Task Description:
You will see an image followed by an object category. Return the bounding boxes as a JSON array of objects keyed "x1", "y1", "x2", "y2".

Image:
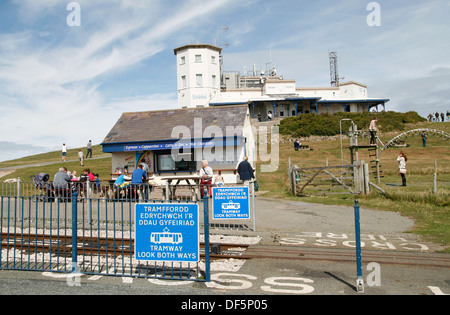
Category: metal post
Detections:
[
  {"x1": 72, "y1": 189, "x2": 78, "y2": 272},
  {"x1": 203, "y1": 188, "x2": 210, "y2": 282},
  {"x1": 252, "y1": 181, "x2": 256, "y2": 232},
  {"x1": 354, "y1": 199, "x2": 364, "y2": 293}
]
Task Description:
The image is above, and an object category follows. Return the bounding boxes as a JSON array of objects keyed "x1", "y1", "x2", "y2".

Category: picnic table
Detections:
[{"x1": 161, "y1": 176, "x2": 201, "y2": 201}]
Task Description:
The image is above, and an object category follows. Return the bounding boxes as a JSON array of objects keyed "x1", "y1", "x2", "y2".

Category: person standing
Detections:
[
  {"x1": 369, "y1": 118, "x2": 378, "y2": 145},
  {"x1": 422, "y1": 131, "x2": 427, "y2": 147},
  {"x1": 237, "y1": 156, "x2": 255, "y2": 186},
  {"x1": 78, "y1": 149, "x2": 84, "y2": 166},
  {"x1": 397, "y1": 151, "x2": 407, "y2": 186},
  {"x1": 199, "y1": 160, "x2": 213, "y2": 197},
  {"x1": 86, "y1": 140, "x2": 93, "y2": 158},
  {"x1": 132, "y1": 164, "x2": 148, "y2": 201},
  {"x1": 61, "y1": 143, "x2": 67, "y2": 162}
]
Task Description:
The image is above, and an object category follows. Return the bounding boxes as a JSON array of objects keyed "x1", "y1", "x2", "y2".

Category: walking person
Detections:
[
  {"x1": 86, "y1": 140, "x2": 93, "y2": 158},
  {"x1": 397, "y1": 151, "x2": 407, "y2": 186},
  {"x1": 78, "y1": 149, "x2": 84, "y2": 166},
  {"x1": 61, "y1": 143, "x2": 67, "y2": 162},
  {"x1": 237, "y1": 156, "x2": 255, "y2": 186}
]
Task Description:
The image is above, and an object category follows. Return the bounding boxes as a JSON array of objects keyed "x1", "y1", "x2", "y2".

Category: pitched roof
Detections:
[{"x1": 102, "y1": 105, "x2": 248, "y2": 144}]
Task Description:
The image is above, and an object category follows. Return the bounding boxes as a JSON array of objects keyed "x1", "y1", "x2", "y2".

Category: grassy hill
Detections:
[{"x1": 0, "y1": 145, "x2": 112, "y2": 180}]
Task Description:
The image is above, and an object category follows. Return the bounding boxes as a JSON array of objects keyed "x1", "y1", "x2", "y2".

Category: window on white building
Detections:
[
  {"x1": 195, "y1": 54, "x2": 202, "y2": 62},
  {"x1": 212, "y1": 75, "x2": 216, "y2": 87},
  {"x1": 196, "y1": 74, "x2": 203, "y2": 87},
  {"x1": 211, "y1": 56, "x2": 216, "y2": 64},
  {"x1": 180, "y1": 56, "x2": 186, "y2": 65},
  {"x1": 181, "y1": 76, "x2": 186, "y2": 89}
]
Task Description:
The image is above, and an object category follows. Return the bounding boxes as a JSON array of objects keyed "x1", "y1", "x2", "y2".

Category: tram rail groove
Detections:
[
  {"x1": 1, "y1": 232, "x2": 251, "y2": 261},
  {"x1": 2, "y1": 232, "x2": 449, "y2": 267},
  {"x1": 240, "y1": 244, "x2": 450, "y2": 269}
]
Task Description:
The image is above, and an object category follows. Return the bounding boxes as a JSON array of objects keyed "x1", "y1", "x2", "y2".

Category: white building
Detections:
[
  {"x1": 174, "y1": 44, "x2": 222, "y2": 109},
  {"x1": 174, "y1": 44, "x2": 389, "y2": 119}
]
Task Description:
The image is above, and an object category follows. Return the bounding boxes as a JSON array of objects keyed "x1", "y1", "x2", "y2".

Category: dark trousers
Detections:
[
  {"x1": 370, "y1": 130, "x2": 377, "y2": 145},
  {"x1": 400, "y1": 173, "x2": 406, "y2": 186}
]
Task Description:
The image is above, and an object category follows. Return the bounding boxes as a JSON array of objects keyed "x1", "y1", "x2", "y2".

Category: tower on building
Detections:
[
  {"x1": 329, "y1": 51, "x2": 339, "y2": 87},
  {"x1": 174, "y1": 44, "x2": 222, "y2": 108}
]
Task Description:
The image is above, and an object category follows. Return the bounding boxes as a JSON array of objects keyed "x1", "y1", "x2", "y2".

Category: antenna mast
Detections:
[{"x1": 329, "y1": 51, "x2": 339, "y2": 87}]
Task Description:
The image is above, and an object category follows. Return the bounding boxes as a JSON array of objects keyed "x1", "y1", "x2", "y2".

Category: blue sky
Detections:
[{"x1": 0, "y1": 0, "x2": 449, "y2": 162}]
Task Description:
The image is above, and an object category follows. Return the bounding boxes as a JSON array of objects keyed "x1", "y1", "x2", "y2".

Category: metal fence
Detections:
[
  {"x1": 1, "y1": 178, "x2": 256, "y2": 280},
  {"x1": 0, "y1": 185, "x2": 208, "y2": 281},
  {"x1": 1, "y1": 178, "x2": 256, "y2": 230}
]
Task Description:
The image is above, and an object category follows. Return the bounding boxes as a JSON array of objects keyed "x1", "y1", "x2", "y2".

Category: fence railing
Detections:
[
  {"x1": 1, "y1": 178, "x2": 256, "y2": 280},
  {"x1": 0, "y1": 191, "x2": 208, "y2": 281}
]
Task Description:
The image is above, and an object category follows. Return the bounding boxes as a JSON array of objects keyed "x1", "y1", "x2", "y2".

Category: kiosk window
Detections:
[{"x1": 155, "y1": 150, "x2": 196, "y2": 172}]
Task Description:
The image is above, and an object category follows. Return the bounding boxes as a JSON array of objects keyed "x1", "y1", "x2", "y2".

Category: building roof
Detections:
[
  {"x1": 102, "y1": 105, "x2": 248, "y2": 145},
  {"x1": 174, "y1": 44, "x2": 222, "y2": 55}
]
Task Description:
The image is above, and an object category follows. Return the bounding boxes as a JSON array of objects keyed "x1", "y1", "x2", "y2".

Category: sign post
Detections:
[
  {"x1": 354, "y1": 199, "x2": 364, "y2": 293},
  {"x1": 135, "y1": 203, "x2": 199, "y2": 263}
]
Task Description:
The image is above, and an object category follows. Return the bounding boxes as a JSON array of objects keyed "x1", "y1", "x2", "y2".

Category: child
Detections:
[
  {"x1": 214, "y1": 175, "x2": 224, "y2": 187},
  {"x1": 78, "y1": 149, "x2": 84, "y2": 166}
]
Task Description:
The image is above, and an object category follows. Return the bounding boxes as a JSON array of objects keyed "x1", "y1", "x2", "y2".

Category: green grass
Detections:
[
  {"x1": 0, "y1": 145, "x2": 112, "y2": 181},
  {"x1": 257, "y1": 120, "x2": 450, "y2": 252}
]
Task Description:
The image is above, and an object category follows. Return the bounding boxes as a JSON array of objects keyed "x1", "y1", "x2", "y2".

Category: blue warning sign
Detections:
[
  {"x1": 212, "y1": 187, "x2": 250, "y2": 220},
  {"x1": 134, "y1": 203, "x2": 199, "y2": 262}
]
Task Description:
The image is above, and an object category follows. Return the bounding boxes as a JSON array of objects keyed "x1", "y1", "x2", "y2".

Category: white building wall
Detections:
[
  {"x1": 296, "y1": 87, "x2": 340, "y2": 100},
  {"x1": 339, "y1": 82, "x2": 367, "y2": 99},
  {"x1": 175, "y1": 45, "x2": 221, "y2": 108}
]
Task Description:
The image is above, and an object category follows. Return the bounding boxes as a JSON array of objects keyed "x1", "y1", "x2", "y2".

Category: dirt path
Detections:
[{"x1": 0, "y1": 170, "x2": 15, "y2": 179}]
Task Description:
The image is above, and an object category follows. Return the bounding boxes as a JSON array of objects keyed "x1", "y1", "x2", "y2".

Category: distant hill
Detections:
[{"x1": 279, "y1": 111, "x2": 426, "y2": 138}]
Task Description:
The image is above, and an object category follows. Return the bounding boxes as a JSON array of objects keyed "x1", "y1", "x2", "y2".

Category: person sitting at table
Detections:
[
  {"x1": 79, "y1": 168, "x2": 95, "y2": 181},
  {"x1": 132, "y1": 164, "x2": 148, "y2": 201},
  {"x1": 70, "y1": 170, "x2": 78, "y2": 181},
  {"x1": 200, "y1": 160, "x2": 213, "y2": 197},
  {"x1": 113, "y1": 170, "x2": 131, "y2": 199},
  {"x1": 114, "y1": 170, "x2": 131, "y2": 186},
  {"x1": 53, "y1": 167, "x2": 71, "y2": 202},
  {"x1": 214, "y1": 175, "x2": 224, "y2": 187},
  {"x1": 294, "y1": 139, "x2": 301, "y2": 151}
]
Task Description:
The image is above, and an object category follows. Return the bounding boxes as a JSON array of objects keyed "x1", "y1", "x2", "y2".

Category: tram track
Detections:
[
  {"x1": 0, "y1": 232, "x2": 250, "y2": 261},
  {"x1": 240, "y1": 244, "x2": 450, "y2": 269},
  {"x1": 2, "y1": 232, "x2": 449, "y2": 268}
]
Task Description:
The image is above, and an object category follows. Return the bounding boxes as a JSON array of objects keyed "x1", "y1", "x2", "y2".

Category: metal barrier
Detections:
[
  {"x1": 0, "y1": 186, "x2": 211, "y2": 282},
  {"x1": 1, "y1": 179, "x2": 257, "y2": 230}
]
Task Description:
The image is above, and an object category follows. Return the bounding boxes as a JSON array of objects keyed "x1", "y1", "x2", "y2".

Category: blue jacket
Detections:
[{"x1": 237, "y1": 160, "x2": 254, "y2": 181}]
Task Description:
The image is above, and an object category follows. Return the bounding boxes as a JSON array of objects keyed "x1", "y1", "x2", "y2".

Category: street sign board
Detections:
[
  {"x1": 212, "y1": 186, "x2": 250, "y2": 220},
  {"x1": 135, "y1": 203, "x2": 199, "y2": 262}
]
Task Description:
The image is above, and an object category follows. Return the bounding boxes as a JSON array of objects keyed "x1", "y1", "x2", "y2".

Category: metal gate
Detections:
[{"x1": 0, "y1": 189, "x2": 210, "y2": 282}]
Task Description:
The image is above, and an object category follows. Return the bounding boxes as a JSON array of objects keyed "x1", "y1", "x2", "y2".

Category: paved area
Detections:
[{"x1": 1, "y1": 196, "x2": 449, "y2": 299}]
